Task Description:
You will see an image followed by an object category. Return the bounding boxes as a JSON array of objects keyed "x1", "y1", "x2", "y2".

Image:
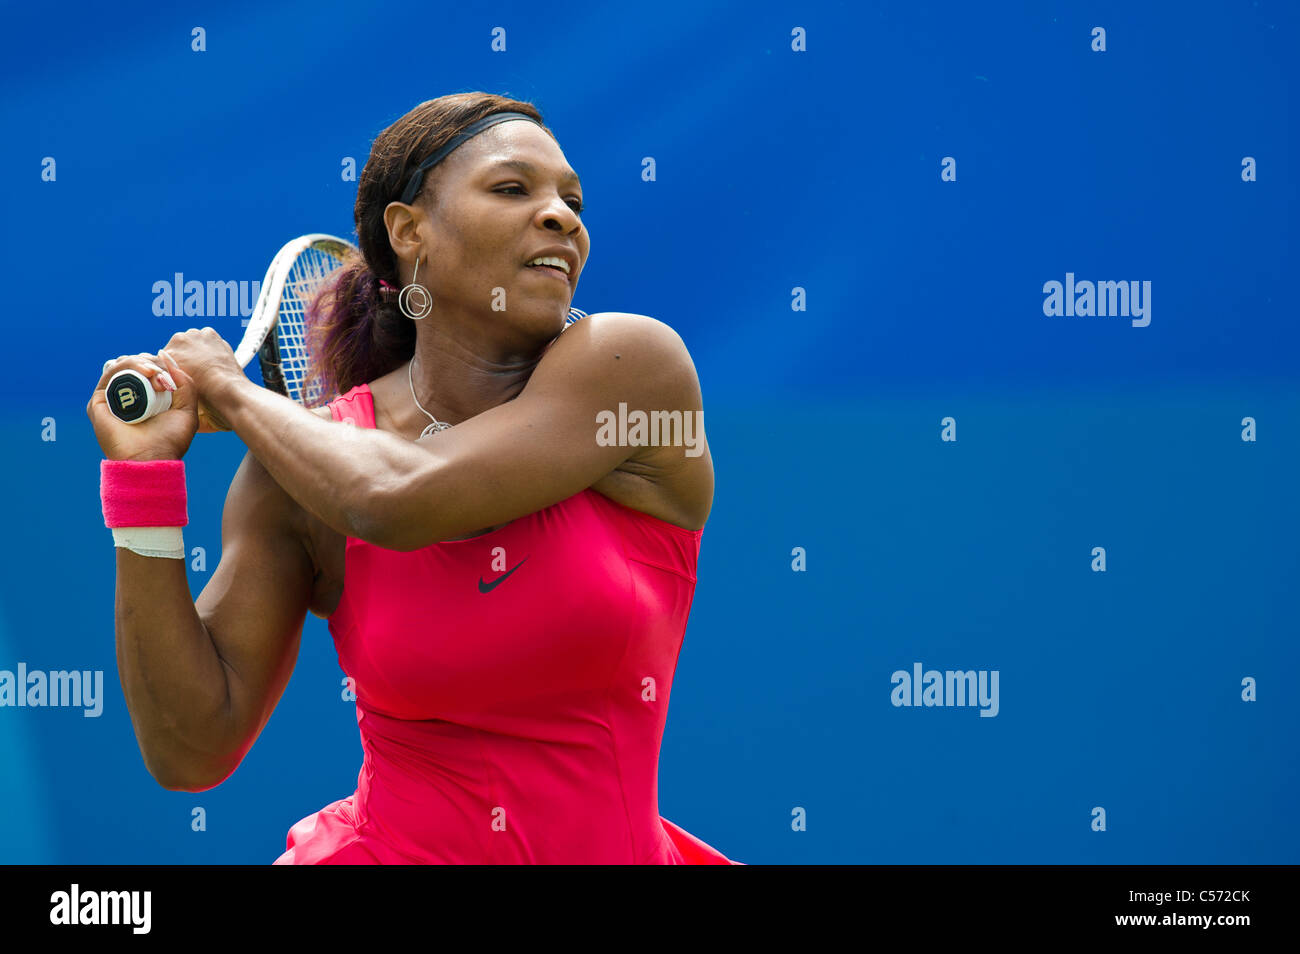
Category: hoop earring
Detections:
[{"x1": 398, "y1": 256, "x2": 433, "y2": 320}]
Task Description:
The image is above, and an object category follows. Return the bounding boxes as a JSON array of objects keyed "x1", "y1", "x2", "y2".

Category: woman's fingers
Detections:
[{"x1": 97, "y1": 353, "x2": 177, "y2": 392}]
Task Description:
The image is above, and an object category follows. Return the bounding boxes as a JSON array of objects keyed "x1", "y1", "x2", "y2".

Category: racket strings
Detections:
[{"x1": 276, "y1": 246, "x2": 344, "y2": 406}]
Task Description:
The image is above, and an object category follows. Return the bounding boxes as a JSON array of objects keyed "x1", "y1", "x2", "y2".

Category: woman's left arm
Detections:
[{"x1": 183, "y1": 313, "x2": 703, "y2": 550}]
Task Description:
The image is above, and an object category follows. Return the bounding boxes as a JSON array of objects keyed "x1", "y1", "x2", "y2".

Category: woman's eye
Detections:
[{"x1": 498, "y1": 185, "x2": 583, "y2": 214}]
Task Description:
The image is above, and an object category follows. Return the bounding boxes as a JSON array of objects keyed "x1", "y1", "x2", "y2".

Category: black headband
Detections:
[{"x1": 398, "y1": 111, "x2": 543, "y2": 205}]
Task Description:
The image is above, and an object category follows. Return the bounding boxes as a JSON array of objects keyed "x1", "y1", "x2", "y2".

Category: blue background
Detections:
[{"x1": 0, "y1": 0, "x2": 1295, "y2": 863}]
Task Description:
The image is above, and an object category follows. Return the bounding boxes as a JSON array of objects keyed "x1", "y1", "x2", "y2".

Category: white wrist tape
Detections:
[{"x1": 112, "y1": 526, "x2": 185, "y2": 560}]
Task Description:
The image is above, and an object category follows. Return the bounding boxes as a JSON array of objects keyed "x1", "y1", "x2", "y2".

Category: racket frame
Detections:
[{"x1": 238, "y1": 233, "x2": 356, "y2": 405}]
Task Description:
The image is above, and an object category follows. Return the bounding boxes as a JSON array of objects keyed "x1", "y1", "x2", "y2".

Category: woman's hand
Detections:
[
  {"x1": 88, "y1": 353, "x2": 198, "y2": 461},
  {"x1": 157, "y1": 328, "x2": 247, "y2": 433},
  {"x1": 87, "y1": 327, "x2": 248, "y2": 460}
]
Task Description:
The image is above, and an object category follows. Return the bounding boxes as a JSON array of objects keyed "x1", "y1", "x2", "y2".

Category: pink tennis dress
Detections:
[{"x1": 273, "y1": 383, "x2": 738, "y2": 864}]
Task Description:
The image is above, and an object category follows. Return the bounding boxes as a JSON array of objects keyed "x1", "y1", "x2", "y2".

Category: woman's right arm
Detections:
[
  {"x1": 116, "y1": 448, "x2": 315, "y2": 791},
  {"x1": 90, "y1": 352, "x2": 319, "y2": 792}
]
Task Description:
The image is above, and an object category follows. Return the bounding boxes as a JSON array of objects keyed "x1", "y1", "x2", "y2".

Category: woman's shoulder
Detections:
[
  {"x1": 551, "y1": 311, "x2": 692, "y2": 351},
  {"x1": 538, "y1": 312, "x2": 703, "y2": 398},
  {"x1": 550, "y1": 313, "x2": 712, "y2": 530}
]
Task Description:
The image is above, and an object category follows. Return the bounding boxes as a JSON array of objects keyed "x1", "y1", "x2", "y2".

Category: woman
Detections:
[{"x1": 88, "y1": 92, "x2": 738, "y2": 864}]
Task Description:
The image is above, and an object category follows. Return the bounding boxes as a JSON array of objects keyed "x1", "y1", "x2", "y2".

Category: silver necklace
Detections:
[{"x1": 408, "y1": 356, "x2": 452, "y2": 438}]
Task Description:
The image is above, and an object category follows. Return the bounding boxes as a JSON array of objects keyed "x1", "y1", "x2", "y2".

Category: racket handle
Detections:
[{"x1": 106, "y1": 368, "x2": 172, "y2": 424}]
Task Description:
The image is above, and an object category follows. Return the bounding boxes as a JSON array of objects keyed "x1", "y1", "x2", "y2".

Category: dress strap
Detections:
[{"x1": 327, "y1": 383, "x2": 376, "y2": 429}]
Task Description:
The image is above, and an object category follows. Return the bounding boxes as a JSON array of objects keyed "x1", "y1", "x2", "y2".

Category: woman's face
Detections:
[{"x1": 402, "y1": 119, "x2": 590, "y2": 340}]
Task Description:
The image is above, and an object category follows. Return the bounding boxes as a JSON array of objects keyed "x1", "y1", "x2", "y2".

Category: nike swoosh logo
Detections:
[{"x1": 478, "y1": 557, "x2": 529, "y2": 593}]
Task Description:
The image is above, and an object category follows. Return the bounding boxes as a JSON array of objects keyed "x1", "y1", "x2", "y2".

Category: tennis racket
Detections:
[{"x1": 106, "y1": 233, "x2": 356, "y2": 425}]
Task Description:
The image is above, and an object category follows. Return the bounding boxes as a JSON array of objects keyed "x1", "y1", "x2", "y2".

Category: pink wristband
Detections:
[{"x1": 100, "y1": 459, "x2": 189, "y2": 528}]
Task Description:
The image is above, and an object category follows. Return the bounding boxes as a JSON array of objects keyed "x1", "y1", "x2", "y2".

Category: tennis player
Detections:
[{"x1": 88, "y1": 92, "x2": 739, "y2": 864}]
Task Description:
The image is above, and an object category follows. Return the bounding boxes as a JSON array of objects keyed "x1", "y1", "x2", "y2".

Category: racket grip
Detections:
[{"x1": 106, "y1": 368, "x2": 172, "y2": 424}]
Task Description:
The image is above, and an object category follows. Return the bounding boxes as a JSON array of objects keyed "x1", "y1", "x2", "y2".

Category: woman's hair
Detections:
[{"x1": 303, "y1": 92, "x2": 552, "y2": 403}]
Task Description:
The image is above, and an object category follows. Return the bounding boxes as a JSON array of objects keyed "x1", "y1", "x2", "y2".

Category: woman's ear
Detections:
[{"x1": 383, "y1": 201, "x2": 424, "y2": 265}]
